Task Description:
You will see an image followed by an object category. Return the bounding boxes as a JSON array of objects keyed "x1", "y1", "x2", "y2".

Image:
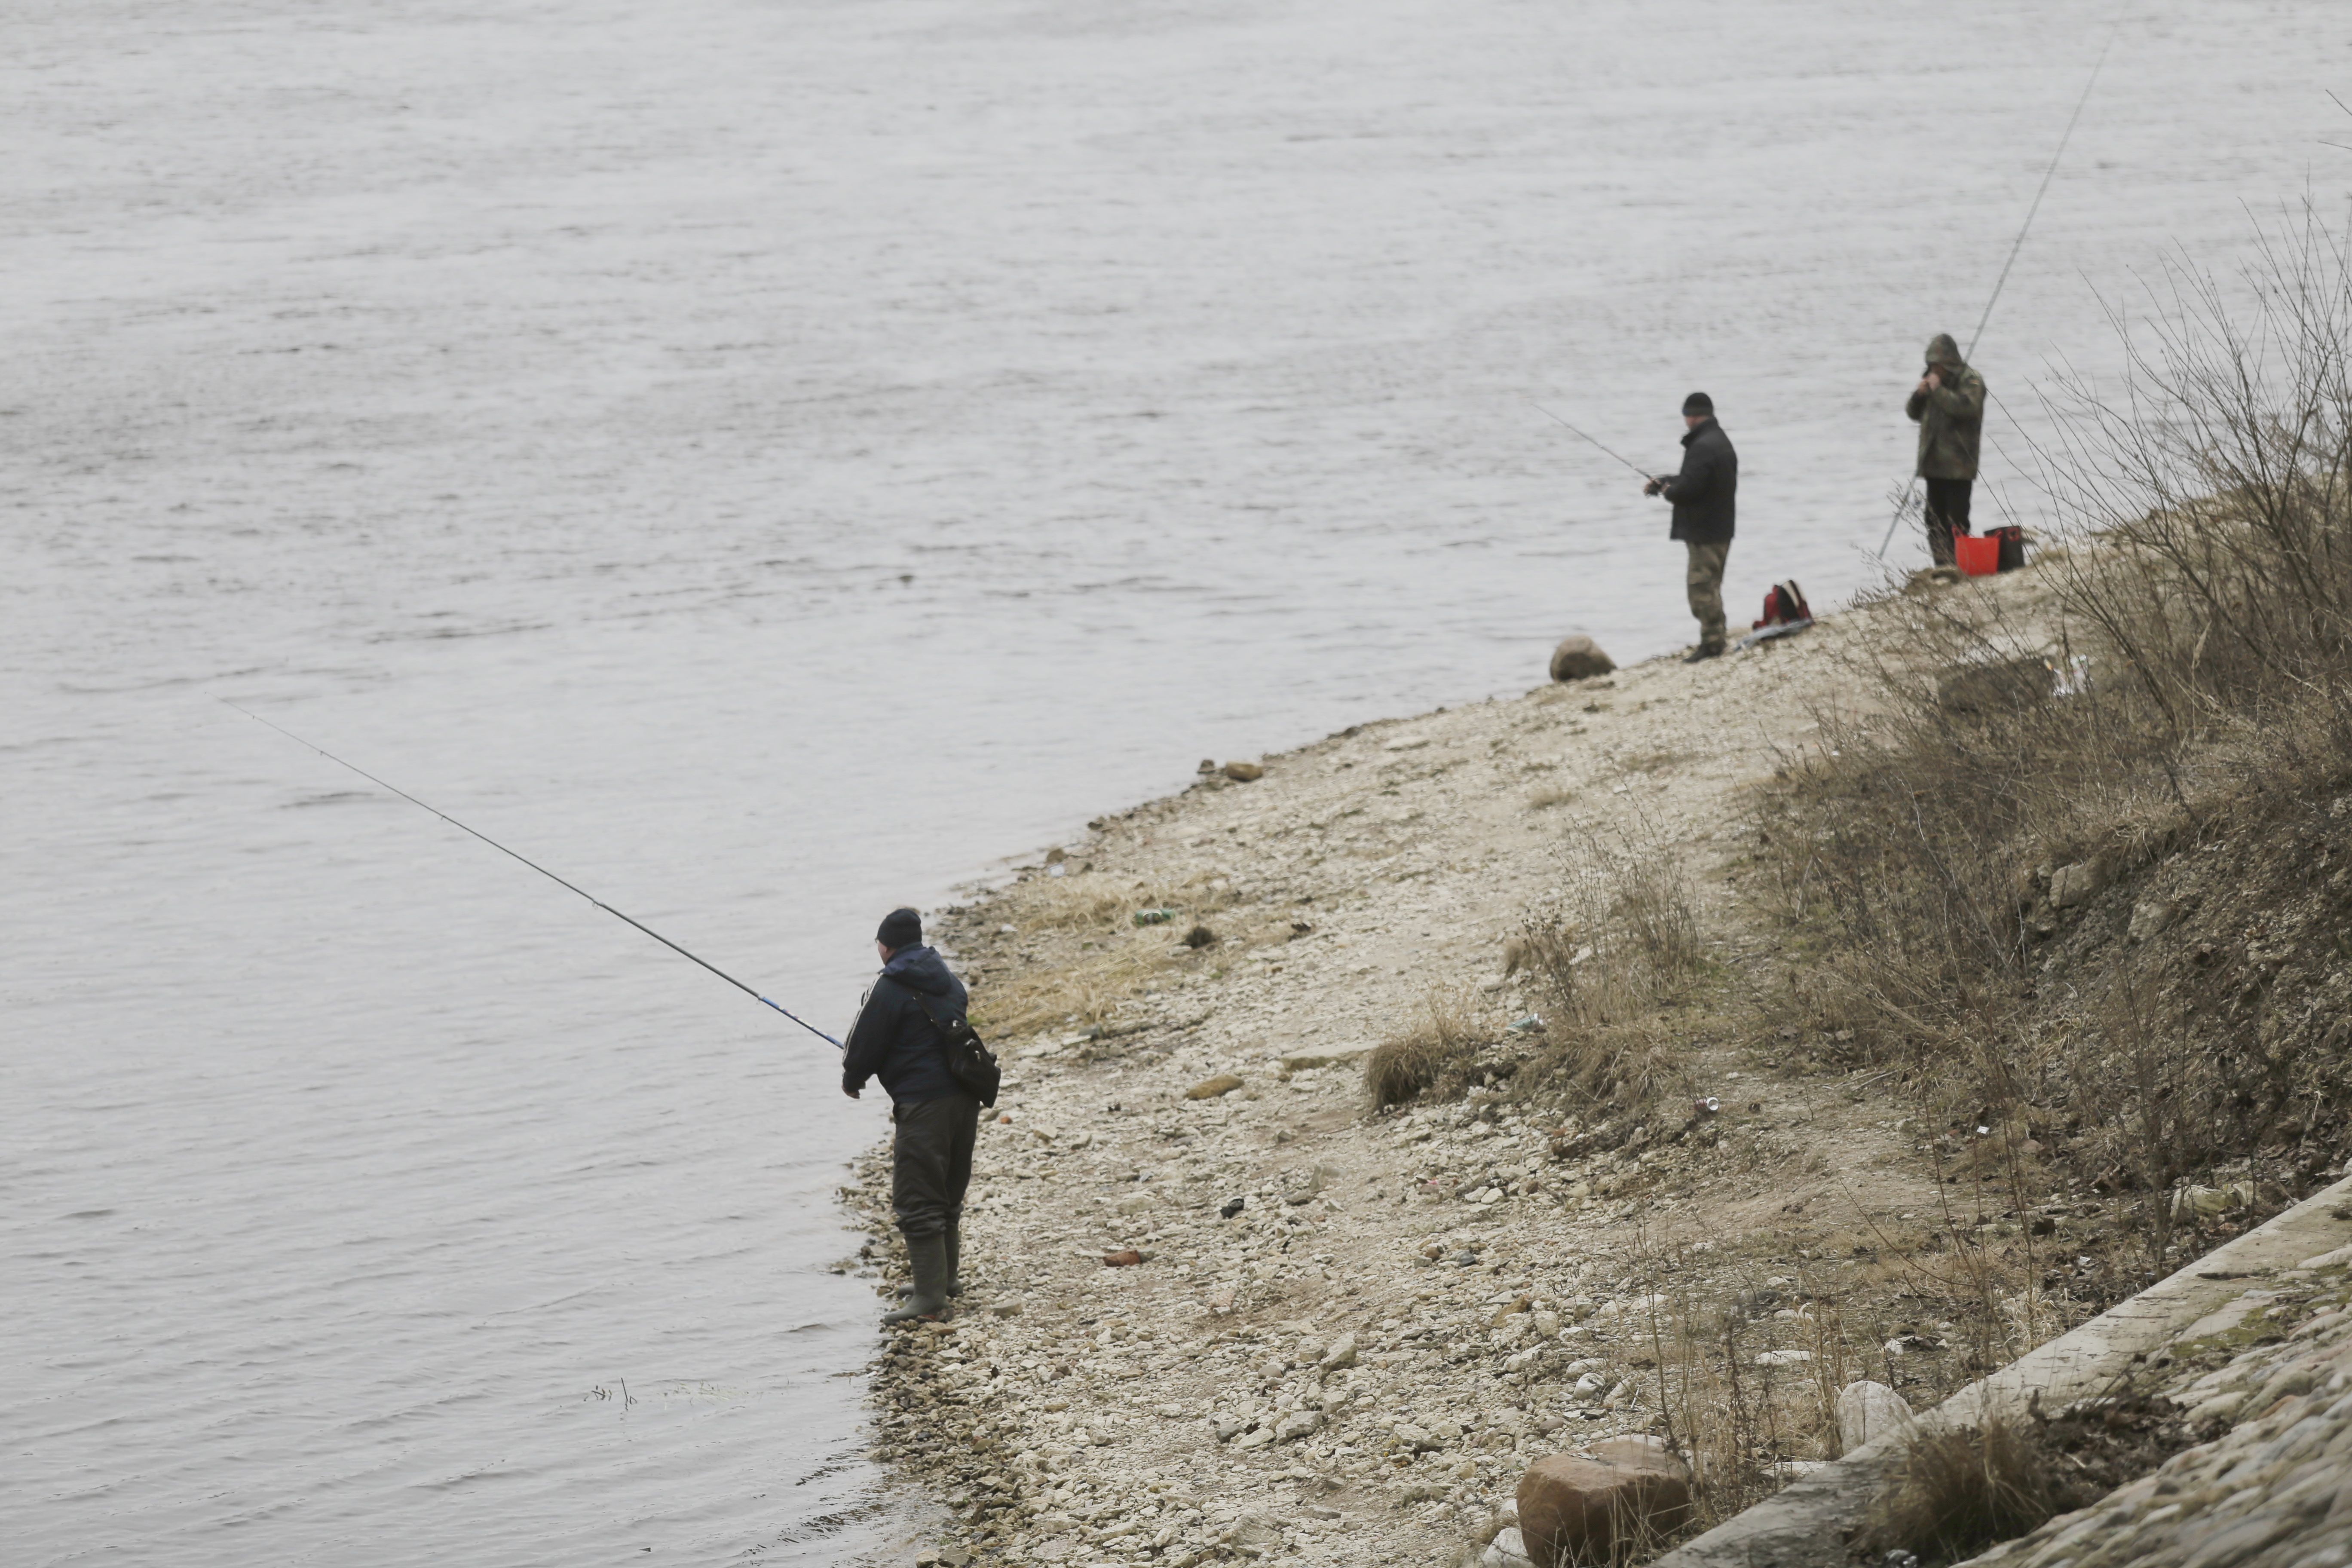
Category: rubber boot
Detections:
[
  {"x1": 896, "y1": 1223, "x2": 965, "y2": 1301},
  {"x1": 881, "y1": 1234, "x2": 951, "y2": 1326}
]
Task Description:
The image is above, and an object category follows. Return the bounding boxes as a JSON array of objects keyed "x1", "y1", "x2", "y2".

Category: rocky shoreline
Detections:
[{"x1": 831, "y1": 557, "x2": 2305, "y2": 1568}]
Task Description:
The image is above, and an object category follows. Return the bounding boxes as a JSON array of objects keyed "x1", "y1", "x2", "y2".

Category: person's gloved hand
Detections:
[{"x1": 1642, "y1": 476, "x2": 1664, "y2": 497}]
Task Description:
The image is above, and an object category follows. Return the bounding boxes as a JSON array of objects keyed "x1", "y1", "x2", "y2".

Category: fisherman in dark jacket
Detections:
[
  {"x1": 841, "y1": 907, "x2": 976, "y2": 1324},
  {"x1": 1642, "y1": 392, "x2": 1738, "y2": 662}
]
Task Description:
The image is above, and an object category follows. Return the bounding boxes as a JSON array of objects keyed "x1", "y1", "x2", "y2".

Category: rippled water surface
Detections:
[{"x1": 6, "y1": 1, "x2": 2347, "y2": 1562}]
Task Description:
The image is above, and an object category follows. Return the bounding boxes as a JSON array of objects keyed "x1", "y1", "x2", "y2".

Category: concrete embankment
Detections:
[{"x1": 1656, "y1": 1175, "x2": 2352, "y2": 1568}]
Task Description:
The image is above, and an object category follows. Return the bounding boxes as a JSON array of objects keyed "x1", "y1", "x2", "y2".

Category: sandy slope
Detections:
[{"x1": 840, "y1": 563, "x2": 2098, "y2": 1567}]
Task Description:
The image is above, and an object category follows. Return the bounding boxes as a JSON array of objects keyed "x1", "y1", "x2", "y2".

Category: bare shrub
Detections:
[
  {"x1": 1755, "y1": 199, "x2": 2352, "y2": 1219},
  {"x1": 1629, "y1": 1231, "x2": 1836, "y2": 1538},
  {"x1": 1506, "y1": 821, "x2": 1704, "y2": 1115}
]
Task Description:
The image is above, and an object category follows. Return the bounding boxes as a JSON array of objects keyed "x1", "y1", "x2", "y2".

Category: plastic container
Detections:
[{"x1": 1952, "y1": 533, "x2": 2001, "y2": 577}]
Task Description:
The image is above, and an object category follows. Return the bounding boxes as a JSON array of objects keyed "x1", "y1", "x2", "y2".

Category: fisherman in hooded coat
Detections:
[
  {"x1": 1905, "y1": 333, "x2": 1988, "y2": 567},
  {"x1": 841, "y1": 907, "x2": 977, "y2": 1324}
]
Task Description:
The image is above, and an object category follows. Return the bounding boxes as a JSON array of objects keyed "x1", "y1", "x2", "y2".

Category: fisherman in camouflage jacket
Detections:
[{"x1": 1905, "y1": 332, "x2": 1988, "y2": 567}]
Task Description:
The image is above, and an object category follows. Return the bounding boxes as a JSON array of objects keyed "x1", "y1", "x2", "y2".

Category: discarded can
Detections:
[{"x1": 1133, "y1": 908, "x2": 1178, "y2": 926}]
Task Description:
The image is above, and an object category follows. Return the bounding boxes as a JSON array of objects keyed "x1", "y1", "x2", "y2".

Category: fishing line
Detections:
[
  {"x1": 1532, "y1": 402, "x2": 1660, "y2": 482},
  {"x1": 1876, "y1": 5, "x2": 2132, "y2": 558},
  {"x1": 216, "y1": 696, "x2": 843, "y2": 1049}
]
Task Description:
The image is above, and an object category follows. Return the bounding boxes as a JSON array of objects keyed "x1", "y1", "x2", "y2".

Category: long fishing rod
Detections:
[
  {"x1": 1875, "y1": 6, "x2": 2130, "y2": 558},
  {"x1": 1533, "y1": 402, "x2": 1660, "y2": 483},
  {"x1": 216, "y1": 697, "x2": 843, "y2": 1049}
]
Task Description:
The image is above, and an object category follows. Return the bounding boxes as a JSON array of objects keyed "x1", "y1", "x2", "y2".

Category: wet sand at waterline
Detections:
[{"x1": 6, "y1": 2, "x2": 2347, "y2": 1563}]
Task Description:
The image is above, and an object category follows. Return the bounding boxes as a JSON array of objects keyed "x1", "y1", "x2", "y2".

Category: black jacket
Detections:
[
  {"x1": 841, "y1": 946, "x2": 969, "y2": 1106},
  {"x1": 1661, "y1": 418, "x2": 1737, "y2": 544}
]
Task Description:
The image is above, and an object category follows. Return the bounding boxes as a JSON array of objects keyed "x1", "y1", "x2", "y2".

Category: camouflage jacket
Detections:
[{"x1": 1905, "y1": 362, "x2": 1986, "y2": 480}]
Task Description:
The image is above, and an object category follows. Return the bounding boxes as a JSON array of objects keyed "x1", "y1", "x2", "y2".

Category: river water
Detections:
[{"x1": 6, "y1": 2, "x2": 2346, "y2": 1562}]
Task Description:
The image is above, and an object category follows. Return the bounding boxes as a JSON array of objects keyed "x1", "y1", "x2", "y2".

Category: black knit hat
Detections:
[
  {"x1": 876, "y1": 907, "x2": 922, "y2": 950},
  {"x1": 1682, "y1": 392, "x2": 1713, "y2": 416}
]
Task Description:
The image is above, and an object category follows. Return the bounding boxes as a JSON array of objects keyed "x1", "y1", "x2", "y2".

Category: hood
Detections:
[
  {"x1": 880, "y1": 944, "x2": 957, "y2": 997},
  {"x1": 1925, "y1": 333, "x2": 1964, "y2": 368}
]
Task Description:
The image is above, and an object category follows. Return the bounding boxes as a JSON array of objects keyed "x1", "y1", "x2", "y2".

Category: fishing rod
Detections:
[
  {"x1": 216, "y1": 697, "x2": 843, "y2": 1049},
  {"x1": 1875, "y1": 5, "x2": 2131, "y2": 558},
  {"x1": 1533, "y1": 403, "x2": 1660, "y2": 483}
]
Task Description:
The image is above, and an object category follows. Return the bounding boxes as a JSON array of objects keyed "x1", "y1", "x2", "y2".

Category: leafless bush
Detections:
[{"x1": 1756, "y1": 200, "x2": 2352, "y2": 1204}]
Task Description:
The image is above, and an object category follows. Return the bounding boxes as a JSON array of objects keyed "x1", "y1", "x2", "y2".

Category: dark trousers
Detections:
[
  {"x1": 1923, "y1": 477, "x2": 1974, "y2": 567},
  {"x1": 890, "y1": 1094, "x2": 979, "y2": 1240}
]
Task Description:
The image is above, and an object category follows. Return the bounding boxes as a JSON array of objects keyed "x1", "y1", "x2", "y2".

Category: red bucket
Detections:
[{"x1": 1952, "y1": 533, "x2": 2001, "y2": 577}]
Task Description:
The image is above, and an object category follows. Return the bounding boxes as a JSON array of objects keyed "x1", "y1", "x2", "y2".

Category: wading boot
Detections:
[
  {"x1": 881, "y1": 1234, "x2": 951, "y2": 1326},
  {"x1": 894, "y1": 1223, "x2": 965, "y2": 1300}
]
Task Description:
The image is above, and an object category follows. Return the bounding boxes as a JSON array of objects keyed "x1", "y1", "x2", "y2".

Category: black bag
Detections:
[
  {"x1": 906, "y1": 988, "x2": 1001, "y2": 1108},
  {"x1": 1990, "y1": 526, "x2": 2026, "y2": 572}
]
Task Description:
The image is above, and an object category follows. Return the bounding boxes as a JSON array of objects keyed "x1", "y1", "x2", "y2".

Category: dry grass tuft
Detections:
[
  {"x1": 1363, "y1": 989, "x2": 1486, "y2": 1108},
  {"x1": 1860, "y1": 1420, "x2": 2059, "y2": 1563}
]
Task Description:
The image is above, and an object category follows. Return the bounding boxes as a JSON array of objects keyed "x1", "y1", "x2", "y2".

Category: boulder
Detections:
[
  {"x1": 1393, "y1": 1421, "x2": 1442, "y2": 1452},
  {"x1": 1186, "y1": 1074, "x2": 1245, "y2": 1099},
  {"x1": 2049, "y1": 858, "x2": 2111, "y2": 909},
  {"x1": 2128, "y1": 895, "x2": 2180, "y2": 943},
  {"x1": 1318, "y1": 1332, "x2": 1359, "y2": 1371},
  {"x1": 1276, "y1": 1408, "x2": 1326, "y2": 1441},
  {"x1": 1835, "y1": 1379, "x2": 1917, "y2": 1456},
  {"x1": 1549, "y1": 636, "x2": 1616, "y2": 683},
  {"x1": 1223, "y1": 761, "x2": 1265, "y2": 782},
  {"x1": 1516, "y1": 1446, "x2": 1691, "y2": 1566}
]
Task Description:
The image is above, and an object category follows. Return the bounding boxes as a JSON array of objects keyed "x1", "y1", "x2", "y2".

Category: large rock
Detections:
[
  {"x1": 1835, "y1": 1379, "x2": 1917, "y2": 1456},
  {"x1": 1517, "y1": 1444, "x2": 1692, "y2": 1566},
  {"x1": 1185, "y1": 1074, "x2": 1245, "y2": 1100},
  {"x1": 1550, "y1": 636, "x2": 1616, "y2": 683},
  {"x1": 2049, "y1": 858, "x2": 2111, "y2": 909},
  {"x1": 1276, "y1": 1408, "x2": 1325, "y2": 1441}
]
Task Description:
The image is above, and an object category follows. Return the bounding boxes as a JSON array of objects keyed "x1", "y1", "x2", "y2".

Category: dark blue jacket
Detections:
[
  {"x1": 841, "y1": 946, "x2": 969, "y2": 1105},
  {"x1": 1662, "y1": 417, "x2": 1737, "y2": 545}
]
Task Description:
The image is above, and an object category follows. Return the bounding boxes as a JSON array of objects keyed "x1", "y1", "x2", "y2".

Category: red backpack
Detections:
[{"x1": 1754, "y1": 580, "x2": 1811, "y2": 629}]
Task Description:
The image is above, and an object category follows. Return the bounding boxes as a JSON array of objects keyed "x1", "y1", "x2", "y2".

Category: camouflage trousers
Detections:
[{"x1": 1685, "y1": 539, "x2": 1730, "y2": 652}]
